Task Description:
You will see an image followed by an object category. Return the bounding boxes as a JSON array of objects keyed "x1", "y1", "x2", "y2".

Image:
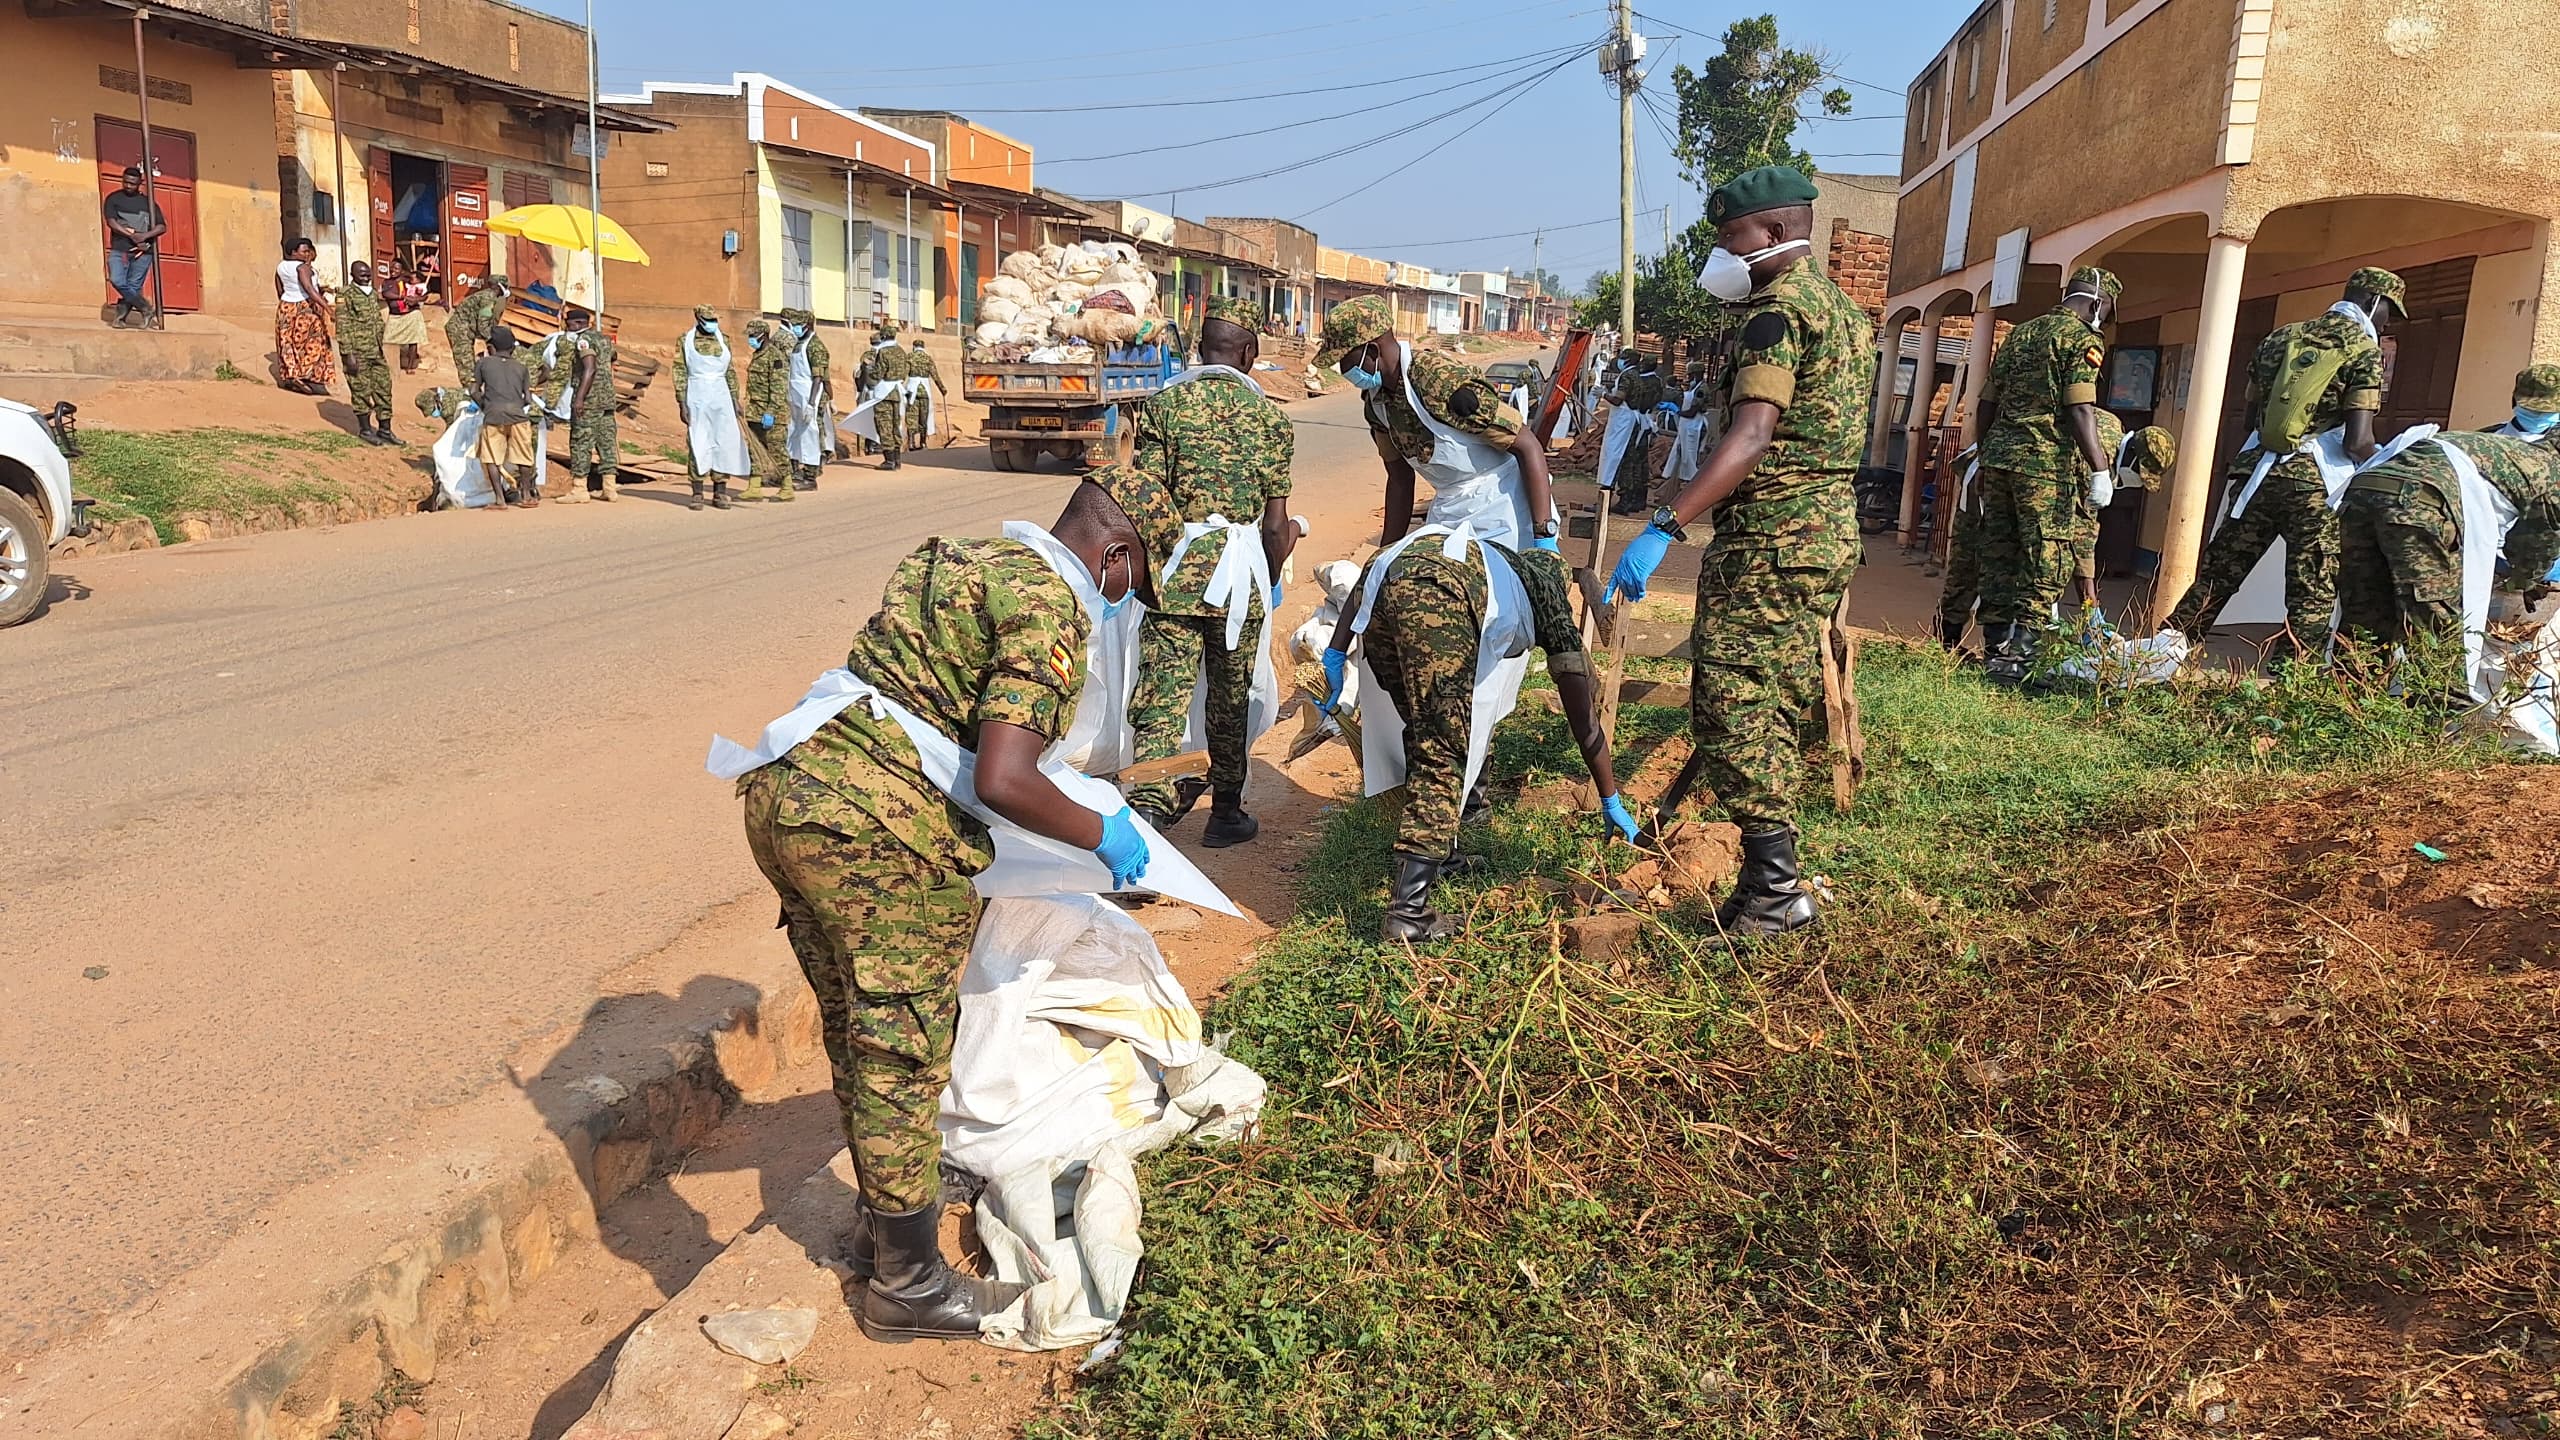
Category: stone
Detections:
[
  {"x1": 721, "y1": 1403, "x2": 793, "y2": 1440},
  {"x1": 1562, "y1": 913, "x2": 1645, "y2": 964},
  {"x1": 700, "y1": 1307, "x2": 820, "y2": 1366},
  {"x1": 589, "y1": 1134, "x2": 653, "y2": 1208},
  {"x1": 1658, "y1": 822, "x2": 1742, "y2": 898},
  {"x1": 376, "y1": 1407, "x2": 428, "y2": 1440}
]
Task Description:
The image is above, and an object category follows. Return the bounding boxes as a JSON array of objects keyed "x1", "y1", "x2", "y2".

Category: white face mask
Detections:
[{"x1": 1697, "y1": 238, "x2": 1811, "y2": 301}]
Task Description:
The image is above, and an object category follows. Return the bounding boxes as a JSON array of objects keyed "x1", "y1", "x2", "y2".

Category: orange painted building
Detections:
[{"x1": 859, "y1": 108, "x2": 1079, "y2": 331}]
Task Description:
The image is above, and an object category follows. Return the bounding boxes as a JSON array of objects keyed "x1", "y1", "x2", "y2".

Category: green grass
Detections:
[
  {"x1": 1050, "y1": 644, "x2": 2556, "y2": 1439},
  {"x1": 72, "y1": 428, "x2": 363, "y2": 544},
  {"x1": 212, "y1": 359, "x2": 258, "y2": 383}
]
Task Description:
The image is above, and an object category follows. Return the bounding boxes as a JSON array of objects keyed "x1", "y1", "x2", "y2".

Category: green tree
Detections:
[{"x1": 1668, "y1": 14, "x2": 1853, "y2": 188}]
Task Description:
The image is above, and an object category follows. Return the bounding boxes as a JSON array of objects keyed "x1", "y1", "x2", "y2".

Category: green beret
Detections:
[
  {"x1": 2348, "y1": 266, "x2": 2407, "y2": 317},
  {"x1": 2512, "y1": 364, "x2": 2560, "y2": 408},
  {"x1": 1082, "y1": 463, "x2": 1183, "y2": 591},
  {"x1": 2120, "y1": 425, "x2": 2177, "y2": 484},
  {"x1": 1319, "y1": 295, "x2": 1396, "y2": 367},
  {"x1": 2067, "y1": 266, "x2": 2123, "y2": 304},
  {"x1": 1707, "y1": 165, "x2": 1819, "y2": 225},
  {"x1": 1203, "y1": 296, "x2": 1260, "y2": 329}
]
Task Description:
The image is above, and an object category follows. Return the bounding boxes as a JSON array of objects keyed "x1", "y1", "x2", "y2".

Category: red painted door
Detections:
[
  {"x1": 500, "y1": 170, "x2": 554, "y2": 291},
  {"x1": 366, "y1": 147, "x2": 396, "y2": 267},
  {"x1": 445, "y1": 163, "x2": 490, "y2": 286},
  {"x1": 96, "y1": 117, "x2": 201, "y2": 313}
]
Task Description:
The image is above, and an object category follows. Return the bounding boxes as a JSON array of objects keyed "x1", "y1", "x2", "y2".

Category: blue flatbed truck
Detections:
[{"x1": 962, "y1": 342, "x2": 1177, "y2": 472}]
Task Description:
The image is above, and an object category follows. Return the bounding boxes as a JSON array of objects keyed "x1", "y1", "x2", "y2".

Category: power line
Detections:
[
  {"x1": 1289, "y1": 49, "x2": 1583, "y2": 223},
  {"x1": 870, "y1": 40, "x2": 1595, "y2": 117},
  {"x1": 1335, "y1": 209, "x2": 1664, "y2": 254},
  {"x1": 1627, "y1": 9, "x2": 1910, "y2": 98}
]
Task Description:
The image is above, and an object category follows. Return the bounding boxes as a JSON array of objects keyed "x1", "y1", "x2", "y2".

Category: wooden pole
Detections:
[{"x1": 131, "y1": 10, "x2": 165, "y2": 329}]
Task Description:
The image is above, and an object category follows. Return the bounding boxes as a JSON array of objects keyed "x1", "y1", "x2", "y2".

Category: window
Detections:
[
  {"x1": 507, "y1": 23, "x2": 519, "y2": 71},
  {"x1": 780, "y1": 205, "x2": 814, "y2": 311},
  {"x1": 1965, "y1": 36, "x2": 1980, "y2": 98},
  {"x1": 406, "y1": 0, "x2": 420, "y2": 44},
  {"x1": 2042, "y1": 0, "x2": 2058, "y2": 29},
  {"x1": 898, "y1": 233, "x2": 923, "y2": 326}
]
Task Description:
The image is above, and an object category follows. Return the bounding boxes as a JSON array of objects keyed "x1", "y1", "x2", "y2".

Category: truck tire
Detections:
[
  {"x1": 990, "y1": 439, "x2": 1019, "y2": 473},
  {"x1": 0, "y1": 486, "x2": 50, "y2": 629}
]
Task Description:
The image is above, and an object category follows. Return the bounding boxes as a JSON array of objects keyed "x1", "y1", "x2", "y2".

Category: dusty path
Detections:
[{"x1": 0, "y1": 348, "x2": 1512, "y2": 1380}]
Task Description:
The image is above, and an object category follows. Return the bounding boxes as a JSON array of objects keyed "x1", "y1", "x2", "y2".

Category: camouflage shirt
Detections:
[
  {"x1": 909, "y1": 346, "x2": 941, "y2": 388},
  {"x1": 1981, "y1": 306, "x2": 2105, "y2": 474},
  {"x1": 1375, "y1": 539, "x2": 1585, "y2": 674},
  {"x1": 336, "y1": 286, "x2": 386, "y2": 358},
  {"x1": 2351, "y1": 431, "x2": 2560, "y2": 585},
  {"x1": 1133, "y1": 370, "x2": 1295, "y2": 617},
  {"x1": 777, "y1": 536, "x2": 1090, "y2": 874},
  {"x1": 675, "y1": 331, "x2": 741, "y2": 414},
  {"x1": 746, "y1": 333, "x2": 792, "y2": 422},
  {"x1": 1620, "y1": 370, "x2": 1666, "y2": 415},
  {"x1": 802, "y1": 333, "x2": 833, "y2": 395},
  {"x1": 529, "y1": 333, "x2": 578, "y2": 413},
  {"x1": 1719, "y1": 256, "x2": 1875, "y2": 547},
  {"x1": 444, "y1": 288, "x2": 504, "y2": 347},
  {"x1": 1365, "y1": 348, "x2": 1522, "y2": 468},
  {"x1": 860, "y1": 341, "x2": 911, "y2": 388},
  {"x1": 2244, "y1": 310, "x2": 2387, "y2": 442},
  {"x1": 568, "y1": 330, "x2": 616, "y2": 416}
]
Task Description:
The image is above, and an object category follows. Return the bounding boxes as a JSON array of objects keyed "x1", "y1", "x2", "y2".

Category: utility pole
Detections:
[
  {"x1": 1613, "y1": 0, "x2": 1637, "y2": 351},
  {"x1": 585, "y1": 0, "x2": 604, "y2": 314},
  {"x1": 1530, "y1": 228, "x2": 1542, "y2": 320}
]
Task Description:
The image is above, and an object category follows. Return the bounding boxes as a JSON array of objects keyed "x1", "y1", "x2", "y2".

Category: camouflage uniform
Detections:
[
  {"x1": 674, "y1": 307, "x2": 748, "y2": 481},
  {"x1": 2336, "y1": 430, "x2": 2560, "y2": 650},
  {"x1": 414, "y1": 385, "x2": 468, "y2": 424},
  {"x1": 1362, "y1": 540, "x2": 1583, "y2": 855},
  {"x1": 907, "y1": 340, "x2": 941, "y2": 450},
  {"x1": 2166, "y1": 280, "x2": 2398, "y2": 649},
  {"x1": 740, "y1": 535, "x2": 1089, "y2": 1212},
  {"x1": 799, "y1": 319, "x2": 834, "y2": 471},
  {"x1": 443, "y1": 278, "x2": 507, "y2": 378},
  {"x1": 1123, "y1": 359, "x2": 1294, "y2": 819},
  {"x1": 565, "y1": 329, "x2": 621, "y2": 498},
  {"x1": 336, "y1": 283, "x2": 393, "y2": 433},
  {"x1": 1935, "y1": 447, "x2": 1988, "y2": 638},
  {"x1": 1362, "y1": 346, "x2": 1524, "y2": 469},
  {"x1": 861, "y1": 323, "x2": 909, "y2": 464},
  {"x1": 743, "y1": 319, "x2": 793, "y2": 499},
  {"x1": 1687, "y1": 255, "x2": 1872, "y2": 834},
  {"x1": 1973, "y1": 285, "x2": 2110, "y2": 630}
]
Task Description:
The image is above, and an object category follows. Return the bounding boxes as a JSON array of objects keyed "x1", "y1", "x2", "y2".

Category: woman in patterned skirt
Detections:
[{"x1": 273, "y1": 237, "x2": 335, "y2": 394}]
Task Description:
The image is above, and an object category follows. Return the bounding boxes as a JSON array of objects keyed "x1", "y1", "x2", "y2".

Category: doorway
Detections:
[
  {"x1": 959, "y1": 242, "x2": 982, "y2": 326},
  {"x1": 370, "y1": 149, "x2": 448, "y2": 303},
  {"x1": 96, "y1": 117, "x2": 199, "y2": 313}
]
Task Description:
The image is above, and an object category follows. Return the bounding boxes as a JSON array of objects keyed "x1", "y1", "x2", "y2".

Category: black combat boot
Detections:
[
  {"x1": 1939, "y1": 614, "x2": 1969, "y2": 652},
  {"x1": 1983, "y1": 623, "x2": 2031, "y2": 687},
  {"x1": 796, "y1": 464, "x2": 818, "y2": 492},
  {"x1": 687, "y1": 478, "x2": 707, "y2": 512},
  {"x1": 354, "y1": 417, "x2": 378, "y2": 444},
  {"x1": 845, "y1": 1196, "x2": 875, "y2": 1281},
  {"x1": 373, "y1": 419, "x2": 401, "y2": 447},
  {"x1": 1380, "y1": 852, "x2": 1455, "y2": 944},
  {"x1": 712, "y1": 479, "x2": 735, "y2": 510},
  {"x1": 1714, "y1": 826, "x2": 1821, "y2": 939},
  {"x1": 857, "y1": 1202, "x2": 1025, "y2": 1344},
  {"x1": 884, "y1": 451, "x2": 902, "y2": 471},
  {"x1": 1201, "y1": 784, "x2": 1259, "y2": 848}
]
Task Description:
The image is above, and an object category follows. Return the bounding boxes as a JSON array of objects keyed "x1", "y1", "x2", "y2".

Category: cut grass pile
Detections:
[
  {"x1": 73, "y1": 427, "x2": 364, "y2": 544},
  {"x1": 1048, "y1": 643, "x2": 2558, "y2": 1439}
]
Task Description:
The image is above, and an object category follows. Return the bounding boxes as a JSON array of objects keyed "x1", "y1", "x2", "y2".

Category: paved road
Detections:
[{"x1": 0, "y1": 381, "x2": 1405, "y2": 1366}]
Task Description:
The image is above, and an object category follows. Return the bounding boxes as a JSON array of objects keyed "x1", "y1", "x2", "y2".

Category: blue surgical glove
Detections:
[
  {"x1": 1529, "y1": 533, "x2": 1562, "y2": 554},
  {"x1": 1270, "y1": 581, "x2": 1284, "y2": 611},
  {"x1": 1320, "y1": 646, "x2": 1349, "y2": 713},
  {"x1": 1604, "y1": 524, "x2": 1675, "y2": 604},
  {"x1": 1656, "y1": 401, "x2": 1680, "y2": 419},
  {"x1": 1095, "y1": 806, "x2": 1150, "y2": 889},
  {"x1": 1601, "y1": 793, "x2": 1640, "y2": 844},
  {"x1": 761, "y1": 413, "x2": 776, "y2": 426}
]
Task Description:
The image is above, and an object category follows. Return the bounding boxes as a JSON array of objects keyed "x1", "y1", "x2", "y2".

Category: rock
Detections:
[
  {"x1": 1658, "y1": 822, "x2": 1742, "y2": 898},
  {"x1": 1135, "y1": 904, "x2": 1203, "y2": 936},
  {"x1": 376, "y1": 1408, "x2": 428, "y2": 1440},
  {"x1": 701, "y1": 1307, "x2": 820, "y2": 1366},
  {"x1": 1562, "y1": 913, "x2": 1645, "y2": 964},
  {"x1": 721, "y1": 1403, "x2": 793, "y2": 1440}
]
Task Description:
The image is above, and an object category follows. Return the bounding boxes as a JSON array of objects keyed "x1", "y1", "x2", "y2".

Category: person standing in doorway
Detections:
[
  {"x1": 385, "y1": 264, "x2": 430, "y2": 373},
  {"x1": 674, "y1": 305, "x2": 749, "y2": 511},
  {"x1": 101, "y1": 165, "x2": 165, "y2": 329},
  {"x1": 336, "y1": 261, "x2": 397, "y2": 446},
  {"x1": 274, "y1": 238, "x2": 335, "y2": 395}
]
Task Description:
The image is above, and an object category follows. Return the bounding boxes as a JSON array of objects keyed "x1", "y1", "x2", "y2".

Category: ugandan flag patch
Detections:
[
  {"x1": 1046, "y1": 640, "x2": 1076, "y2": 688},
  {"x1": 2084, "y1": 345, "x2": 2105, "y2": 368}
]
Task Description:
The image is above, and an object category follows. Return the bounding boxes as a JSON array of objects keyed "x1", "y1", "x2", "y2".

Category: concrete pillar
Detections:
[
  {"x1": 1898, "y1": 312, "x2": 1947, "y2": 544},
  {"x1": 1865, "y1": 319, "x2": 1903, "y2": 468},
  {"x1": 1957, "y1": 295, "x2": 1996, "y2": 445},
  {"x1": 2149, "y1": 232, "x2": 2251, "y2": 628}
]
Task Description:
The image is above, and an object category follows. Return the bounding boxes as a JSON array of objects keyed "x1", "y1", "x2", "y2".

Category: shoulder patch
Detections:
[
  {"x1": 1449, "y1": 385, "x2": 1481, "y2": 418},
  {"x1": 2084, "y1": 344, "x2": 2104, "y2": 367},
  {"x1": 1740, "y1": 310, "x2": 1789, "y2": 352},
  {"x1": 1046, "y1": 640, "x2": 1075, "y2": 689}
]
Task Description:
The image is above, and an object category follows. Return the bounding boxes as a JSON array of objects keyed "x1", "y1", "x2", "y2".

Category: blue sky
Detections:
[{"x1": 543, "y1": 0, "x2": 1973, "y2": 283}]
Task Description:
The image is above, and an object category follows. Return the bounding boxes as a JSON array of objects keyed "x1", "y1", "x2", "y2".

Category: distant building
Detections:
[
  {"x1": 860, "y1": 109, "x2": 1085, "y2": 331},
  {"x1": 1206, "y1": 218, "x2": 1319, "y2": 332}
]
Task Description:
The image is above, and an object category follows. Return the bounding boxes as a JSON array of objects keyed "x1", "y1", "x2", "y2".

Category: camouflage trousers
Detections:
[
  {"x1": 1936, "y1": 486, "x2": 1986, "y2": 636},
  {"x1": 1365, "y1": 551, "x2": 1484, "y2": 856},
  {"x1": 907, "y1": 391, "x2": 932, "y2": 450},
  {"x1": 567, "y1": 407, "x2": 619, "y2": 485},
  {"x1": 347, "y1": 356, "x2": 393, "y2": 425},
  {"x1": 741, "y1": 763, "x2": 980, "y2": 1213},
  {"x1": 1127, "y1": 607, "x2": 1263, "y2": 817},
  {"x1": 1974, "y1": 465, "x2": 2089, "y2": 629},
  {"x1": 1689, "y1": 537, "x2": 1857, "y2": 834},
  {"x1": 447, "y1": 329, "x2": 478, "y2": 382},
  {"x1": 2166, "y1": 454, "x2": 2340, "y2": 652},
  {"x1": 743, "y1": 423, "x2": 792, "y2": 497},
  {"x1": 872, "y1": 391, "x2": 906, "y2": 459},
  {"x1": 2335, "y1": 480, "x2": 2461, "y2": 650}
]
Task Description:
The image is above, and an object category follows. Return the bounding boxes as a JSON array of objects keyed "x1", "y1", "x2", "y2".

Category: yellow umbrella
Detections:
[{"x1": 485, "y1": 204, "x2": 651, "y2": 264}]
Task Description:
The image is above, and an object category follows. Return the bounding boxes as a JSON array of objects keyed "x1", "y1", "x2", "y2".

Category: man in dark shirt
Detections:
[
  {"x1": 101, "y1": 166, "x2": 166, "y2": 329},
  {"x1": 469, "y1": 328, "x2": 540, "y2": 508}
]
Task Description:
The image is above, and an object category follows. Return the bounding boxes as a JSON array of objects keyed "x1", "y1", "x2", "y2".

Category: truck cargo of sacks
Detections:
[{"x1": 973, "y1": 241, "x2": 1165, "y2": 353}]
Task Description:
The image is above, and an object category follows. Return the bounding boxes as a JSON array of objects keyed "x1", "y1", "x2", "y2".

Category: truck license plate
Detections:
[{"x1": 1021, "y1": 415, "x2": 1063, "y2": 429}]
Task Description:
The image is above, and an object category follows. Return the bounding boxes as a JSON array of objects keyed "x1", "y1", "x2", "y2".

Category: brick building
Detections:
[{"x1": 1205, "y1": 217, "x2": 1318, "y2": 332}]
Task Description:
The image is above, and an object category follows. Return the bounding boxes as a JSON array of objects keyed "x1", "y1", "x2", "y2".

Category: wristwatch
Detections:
[
  {"x1": 1649, "y1": 506, "x2": 1688, "y2": 541},
  {"x1": 1532, "y1": 517, "x2": 1559, "y2": 540}
]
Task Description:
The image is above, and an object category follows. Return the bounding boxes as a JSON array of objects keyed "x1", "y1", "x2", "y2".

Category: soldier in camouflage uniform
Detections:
[
  {"x1": 1322, "y1": 293, "x2": 1559, "y2": 552},
  {"x1": 860, "y1": 319, "x2": 910, "y2": 471},
  {"x1": 560, "y1": 309, "x2": 622, "y2": 501},
  {"x1": 1322, "y1": 535, "x2": 1635, "y2": 941},
  {"x1": 1123, "y1": 297, "x2": 1297, "y2": 845},
  {"x1": 791, "y1": 309, "x2": 834, "y2": 484},
  {"x1": 1971, "y1": 266, "x2": 2120, "y2": 682},
  {"x1": 443, "y1": 272, "x2": 508, "y2": 379},
  {"x1": 730, "y1": 469, "x2": 1175, "y2": 1343},
  {"x1": 908, "y1": 336, "x2": 942, "y2": 451},
  {"x1": 336, "y1": 261, "x2": 397, "y2": 446},
  {"x1": 674, "y1": 304, "x2": 746, "y2": 511},
  {"x1": 2487, "y1": 364, "x2": 2560, "y2": 450},
  {"x1": 1604, "y1": 166, "x2": 1873, "y2": 939},
  {"x1": 1607, "y1": 352, "x2": 1667, "y2": 515},
  {"x1": 742, "y1": 319, "x2": 793, "y2": 502},
  {"x1": 2166, "y1": 268, "x2": 2403, "y2": 657},
  {"x1": 2335, "y1": 429, "x2": 2560, "y2": 659}
]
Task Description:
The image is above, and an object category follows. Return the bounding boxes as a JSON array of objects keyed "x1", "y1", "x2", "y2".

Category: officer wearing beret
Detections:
[
  {"x1": 1603, "y1": 165, "x2": 1873, "y2": 939},
  {"x1": 1970, "y1": 265, "x2": 2121, "y2": 680}
]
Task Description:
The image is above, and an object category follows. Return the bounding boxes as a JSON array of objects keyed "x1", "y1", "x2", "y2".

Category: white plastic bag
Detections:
[
  {"x1": 430, "y1": 405, "x2": 501, "y2": 508},
  {"x1": 2481, "y1": 600, "x2": 2560, "y2": 756},
  {"x1": 2052, "y1": 626, "x2": 2190, "y2": 686}
]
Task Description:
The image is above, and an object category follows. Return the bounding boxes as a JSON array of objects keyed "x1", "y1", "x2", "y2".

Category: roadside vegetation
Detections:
[
  {"x1": 73, "y1": 428, "x2": 363, "y2": 543},
  {"x1": 1048, "y1": 640, "x2": 2558, "y2": 1438}
]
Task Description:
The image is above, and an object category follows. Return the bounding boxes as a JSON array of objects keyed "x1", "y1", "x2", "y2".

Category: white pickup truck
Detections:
[{"x1": 0, "y1": 396, "x2": 93, "y2": 628}]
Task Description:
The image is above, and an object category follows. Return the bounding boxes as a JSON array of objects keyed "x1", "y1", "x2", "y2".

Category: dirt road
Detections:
[{"x1": 0, "y1": 362, "x2": 1471, "y2": 1374}]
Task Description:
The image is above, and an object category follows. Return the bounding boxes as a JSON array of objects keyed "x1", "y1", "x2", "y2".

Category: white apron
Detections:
[
  {"x1": 1147, "y1": 366, "x2": 1285, "y2": 758},
  {"x1": 902, "y1": 372, "x2": 937, "y2": 437},
  {"x1": 2405, "y1": 428, "x2": 2520, "y2": 704},
  {"x1": 1395, "y1": 340, "x2": 1553, "y2": 551},
  {"x1": 846, "y1": 341, "x2": 904, "y2": 443},
  {"x1": 1665, "y1": 389, "x2": 1706, "y2": 480},
  {"x1": 2214, "y1": 425, "x2": 2435, "y2": 626},
  {"x1": 1347, "y1": 523, "x2": 1535, "y2": 805},
  {"x1": 705, "y1": 527, "x2": 1237, "y2": 916},
  {"x1": 786, "y1": 343, "x2": 825, "y2": 466},
  {"x1": 1596, "y1": 397, "x2": 1644, "y2": 496},
  {"x1": 681, "y1": 331, "x2": 751, "y2": 477}
]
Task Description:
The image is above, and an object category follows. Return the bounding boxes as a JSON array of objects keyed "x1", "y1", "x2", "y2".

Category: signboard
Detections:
[
  {"x1": 1940, "y1": 147, "x2": 1976, "y2": 276},
  {"x1": 572, "y1": 124, "x2": 608, "y2": 161}
]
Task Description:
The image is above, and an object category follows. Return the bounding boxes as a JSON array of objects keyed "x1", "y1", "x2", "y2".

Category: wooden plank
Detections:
[
  {"x1": 1818, "y1": 589, "x2": 1865, "y2": 812},
  {"x1": 1114, "y1": 751, "x2": 1209, "y2": 786}
]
